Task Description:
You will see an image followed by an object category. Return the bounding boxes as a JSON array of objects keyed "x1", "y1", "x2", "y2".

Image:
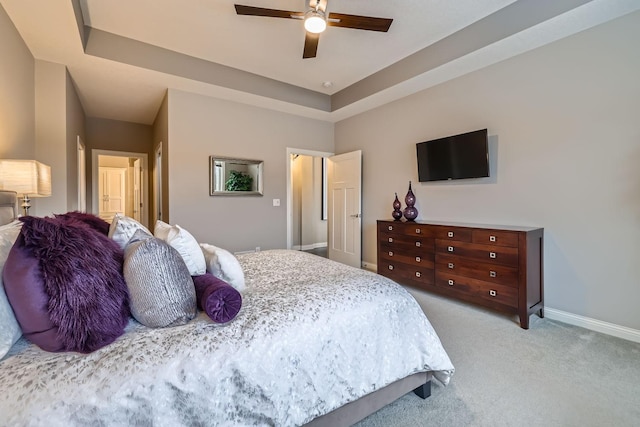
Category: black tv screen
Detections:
[{"x1": 416, "y1": 129, "x2": 489, "y2": 182}]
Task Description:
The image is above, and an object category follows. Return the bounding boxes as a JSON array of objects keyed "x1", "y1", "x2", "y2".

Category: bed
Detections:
[{"x1": 0, "y1": 192, "x2": 454, "y2": 426}]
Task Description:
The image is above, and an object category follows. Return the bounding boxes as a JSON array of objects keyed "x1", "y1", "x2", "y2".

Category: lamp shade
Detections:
[{"x1": 0, "y1": 159, "x2": 52, "y2": 197}]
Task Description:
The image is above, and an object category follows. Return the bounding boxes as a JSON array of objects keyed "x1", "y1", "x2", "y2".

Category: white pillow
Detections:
[
  {"x1": 108, "y1": 213, "x2": 152, "y2": 250},
  {"x1": 0, "y1": 221, "x2": 23, "y2": 359},
  {"x1": 154, "y1": 221, "x2": 206, "y2": 276},
  {"x1": 199, "y1": 243, "x2": 246, "y2": 292}
]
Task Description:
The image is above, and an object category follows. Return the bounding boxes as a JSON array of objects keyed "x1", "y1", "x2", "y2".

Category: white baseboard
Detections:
[
  {"x1": 544, "y1": 308, "x2": 640, "y2": 343},
  {"x1": 360, "y1": 264, "x2": 639, "y2": 343},
  {"x1": 361, "y1": 262, "x2": 377, "y2": 272},
  {"x1": 292, "y1": 242, "x2": 327, "y2": 251}
]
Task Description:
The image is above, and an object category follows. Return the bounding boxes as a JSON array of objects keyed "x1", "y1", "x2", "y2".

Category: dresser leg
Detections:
[
  {"x1": 519, "y1": 314, "x2": 530, "y2": 329},
  {"x1": 413, "y1": 380, "x2": 431, "y2": 399}
]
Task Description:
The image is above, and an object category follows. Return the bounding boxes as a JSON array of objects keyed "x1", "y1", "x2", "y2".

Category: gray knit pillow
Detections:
[{"x1": 123, "y1": 230, "x2": 197, "y2": 328}]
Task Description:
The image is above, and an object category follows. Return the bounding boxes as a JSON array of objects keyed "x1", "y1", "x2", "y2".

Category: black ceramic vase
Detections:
[
  {"x1": 392, "y1": 193, "x2": 403, "y2": 221},
  {"x1": 403, "y1": 181, "x2": 418, "y2": 221}
]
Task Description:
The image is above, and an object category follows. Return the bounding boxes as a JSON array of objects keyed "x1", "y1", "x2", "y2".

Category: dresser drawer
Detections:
[
  {"x1": 433, "y1": 226, "x2": 472, "y2": 242},
  {"x1": 435, "y1": 272, "x2": 518, "y2": 308},
  {"x1": 378, "y1": 222, "x2": 434, "y2": 237},
  {"x1": 379, "y1": 259, "x2": 435, "y2": 286},
  {"x1": 435, "y1": 239, "x2": 518, "y2": 267},
  {"x1": 472, "y1": 229, "x2": 519, "y2": 248},
  {"x1": 379, "y1": 233, "x2": 434, "y2": 255},
  {"x1": 378, "y1": 222, "x2": 407, "y2": 234},
  {"x1": 380, "y1": 248, "x2": 435, "y2": 269},
  {"x1": 436, "y1": 254, "x2": 518, "y2": 287}
]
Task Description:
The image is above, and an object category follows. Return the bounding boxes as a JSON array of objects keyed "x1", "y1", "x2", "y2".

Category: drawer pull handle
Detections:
[
  {"x1": 489, "y1": 290, "x2": 497, "y2": 297},
  {"x1": 416, "y1": 272, "x2": 421, "y2": 278},
  {"x1": 388, "y1": 238, "x2": 393, "y2": 243},
  {"x1": 448, "y1": 263, "x2": 454, "y2": 269},
  {"x1": 448, "y1": 246, "x2": 454, "y2": 252},
  {"x1": 489, "y1": 271, "x2": 497, "y2": 278},
  {"x1": 416, "y1": 228, "x2": 421, "y2": 234},
  {"x1": 388, "y1": 251, "x2": 394, "y2": 257},
  {"x1": 489, "y1": 252, "x2": 496, "y2": 259},
  {"x1": 447, "y1": 231, "x2": 454, "y2": 238},
  {"x1": 416, "y1": 256, "x2": 421, "y2": 262},
  {"x1": 416, "y1": 242, "x2": 421, "y2": 247},
  {"x1": 490, "y1": 235, "x2": 496, "y2": 242},
  {"x1": 388, "y1": 226, "x2": 393, "y2": 231},
  {"x1": 388, "y1": 265, "x2": 394, "y2": 271},
  {"x1": 448, "y1": 279, "x2": 454, "y2": 286}
]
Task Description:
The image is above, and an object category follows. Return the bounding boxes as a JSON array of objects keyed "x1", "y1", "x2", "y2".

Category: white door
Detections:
[
  {"x1": 327, "y1": 150, "x2": 362, "y2": 268},
  {"x1": 133, "y1": 159, "x2": 142, "y2": 222},
  {"x1": 99, "y1": 167, "x2": 126, "y2": 221}
]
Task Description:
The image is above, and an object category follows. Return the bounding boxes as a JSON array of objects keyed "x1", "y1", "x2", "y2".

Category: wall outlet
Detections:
[
  {"x1": 273, "y1": 199, "x2": 280, "y2": 207},
  {"x1": 255, "y1": 246, "x2": 261, "y2": 252}
]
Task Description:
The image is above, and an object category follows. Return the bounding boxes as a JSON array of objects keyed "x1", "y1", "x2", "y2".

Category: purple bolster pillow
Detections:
[{"x1": 192, "y1": 273, "x2": 242, "y2": 323}]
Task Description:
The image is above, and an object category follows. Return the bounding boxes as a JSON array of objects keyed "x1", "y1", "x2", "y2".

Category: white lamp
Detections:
[
  {"x1": 0, "y1": 159, "x2": 52, "y2": 216},
  {"x1": 304, "y1": 9, "x2": 327, "y2": 33}
]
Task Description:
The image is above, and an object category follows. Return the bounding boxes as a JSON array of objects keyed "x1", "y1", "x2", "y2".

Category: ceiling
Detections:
[{"x1": 1, "y1": 0, "x2": 638, "y2": 125}]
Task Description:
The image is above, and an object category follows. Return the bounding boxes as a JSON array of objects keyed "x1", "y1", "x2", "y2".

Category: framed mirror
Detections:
[{"x1": 209, "y1": 156, "x2": 264, "y2": 196}]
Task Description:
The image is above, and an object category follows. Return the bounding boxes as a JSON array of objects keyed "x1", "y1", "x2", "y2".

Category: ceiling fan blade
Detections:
[
  {"x1": 303, "y1": 32, "x2": 320, "y2": 59},
  {"x1": 327, "y1": 13, "x2": 393, "y2": 32},
  {"x1": 234, "y1": 4, "x2": 303, "y2": 19}
]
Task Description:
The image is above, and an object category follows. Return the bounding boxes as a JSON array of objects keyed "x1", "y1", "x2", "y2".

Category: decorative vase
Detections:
[
  {"x1": 403, "y1": 181, "x2": 418, "y2": 221},
  {"x1": 392, "y1": 193, "x2": 403, "y2": 221}
]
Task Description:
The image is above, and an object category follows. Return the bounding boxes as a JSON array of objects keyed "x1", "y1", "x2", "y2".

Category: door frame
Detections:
[
  {"x1": 77, "y1": 136, "x2": 86, "y2": 212},
  {"x1": 91, "y1": 149, "x2": 149, "y2": 227},
  {"x1": 285, "y1": 147, "x2": 333, "y2": 250}
]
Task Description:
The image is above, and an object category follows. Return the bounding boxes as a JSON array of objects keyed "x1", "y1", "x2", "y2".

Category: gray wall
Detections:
[
  {"x1": 166, "y1": 89, "x2": 334, "y2": 252},
  {"x1": 334, "y1": 12, "x2": 640, "y2": 330},
  {"x1": 0, "y1": 4, "x2": 35, "y2": 159},
  {"x1": 65, "y1": 70, "x2": 86, "y2": 212},
  {"x1": 34, "y1": 60, "x2": 67, "y2": 216},
  {"x1": 33, "y1": 61, "x2": 86, "y2": 216}
]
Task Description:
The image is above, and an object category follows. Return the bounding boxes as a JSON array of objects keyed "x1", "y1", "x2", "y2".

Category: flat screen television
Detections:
[{"x1": 416, "y1": 128, "x2": 489, "y2": 182}]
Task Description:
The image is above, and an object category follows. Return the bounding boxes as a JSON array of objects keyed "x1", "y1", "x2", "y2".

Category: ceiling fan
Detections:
[{"x1": 234, "y1": 0, "x2": 393, "y2": 59}]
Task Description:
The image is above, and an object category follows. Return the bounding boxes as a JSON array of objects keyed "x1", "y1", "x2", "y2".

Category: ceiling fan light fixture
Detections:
[{"x1": 304, "y1": 10, "x2": 327, "y2": 33}]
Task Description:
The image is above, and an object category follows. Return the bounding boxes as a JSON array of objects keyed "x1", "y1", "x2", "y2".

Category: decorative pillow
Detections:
[
  {"x1": 154, "y1": 220, "x2": 206, "y2": 276},
  {"x1": 2, "y1": 216, "x2": 129, "y2": 353},
  {"x1": 0, "y1": 221, "x2": 22, "y2": 359},
  {"x1": 193, "y1": 273, "x2": 242, "y2": 323},
  {"x1": 55, "y1": 211, "x2": 110, "y2": 235},
  {"x1": 124, "y1": 229, "x2": 197, "y2": 328},
  {"x1": 108, "y1": 213, "x2": 151, "y2": 250},
  {"x1": 199, "y1": 243, "x2": 246, "y2": 292}
]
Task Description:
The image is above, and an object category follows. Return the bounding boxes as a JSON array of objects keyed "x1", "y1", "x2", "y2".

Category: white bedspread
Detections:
[{"x1": 0, "y1": 250, "x2": 454, "y2": 426}]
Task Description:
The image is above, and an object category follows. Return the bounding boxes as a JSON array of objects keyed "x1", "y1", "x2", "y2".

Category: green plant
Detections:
[{"x1": 226, "y1": 170, "x2": 253, "y2": 191}]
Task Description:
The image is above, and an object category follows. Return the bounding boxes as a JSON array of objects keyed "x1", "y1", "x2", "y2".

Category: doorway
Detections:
[
  {"x1": 286, "y1": 148, "x2": 362, "y2": 267},
  {"x1": 91, "y1": 149, "x2": 149, "y2": 227},
  {"x1": 286, "y1": 148, "x2": 333, "y2": 254}
]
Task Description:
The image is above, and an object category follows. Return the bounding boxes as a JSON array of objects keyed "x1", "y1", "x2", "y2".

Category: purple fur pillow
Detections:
[
  {"x1": 2, "y1": 216, "x2": 130, "y2": 353},
  {"x1": 54, "y1": 211, "x2": 110, "y2": 235}
]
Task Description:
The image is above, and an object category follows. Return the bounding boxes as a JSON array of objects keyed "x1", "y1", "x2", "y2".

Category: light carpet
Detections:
[{"x1": 355, "y1": 288, "x2": 640, "y2": 427}]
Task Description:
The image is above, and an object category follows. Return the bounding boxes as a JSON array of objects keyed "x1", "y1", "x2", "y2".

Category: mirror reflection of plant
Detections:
[{"x1": 226, "y1": 170, "x2": 253, "y2": 191}]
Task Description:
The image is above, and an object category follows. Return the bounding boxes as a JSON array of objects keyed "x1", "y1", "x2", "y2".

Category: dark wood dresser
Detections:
[{"x1": 377, "y1": 220, "x2": 544, "y2": 329}]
